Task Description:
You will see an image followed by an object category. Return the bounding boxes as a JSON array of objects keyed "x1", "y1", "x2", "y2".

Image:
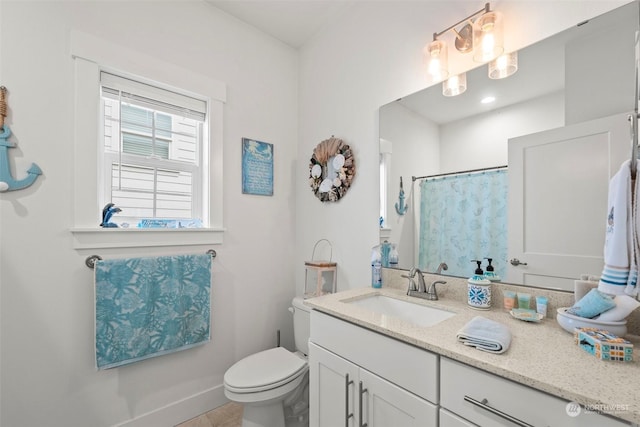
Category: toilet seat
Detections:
[{"x1": 224, "y1": 347, "x2": 307, "y2": 394}]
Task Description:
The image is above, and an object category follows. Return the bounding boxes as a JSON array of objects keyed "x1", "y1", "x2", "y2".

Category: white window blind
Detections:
[{"x1": 100, "y1": 71, "x2": 208, "y2": 226}]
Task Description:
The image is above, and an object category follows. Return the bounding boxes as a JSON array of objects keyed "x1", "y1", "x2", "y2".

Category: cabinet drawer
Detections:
[
  {"x1": 440, "y1": 408, "x2": 478, "y2": 427},
  {"x1": 441, "y1": 358, "x2": 629, "y2": 427},
  {"x1": 310, "y1": 310, "x2": 438, "y2": 404}
]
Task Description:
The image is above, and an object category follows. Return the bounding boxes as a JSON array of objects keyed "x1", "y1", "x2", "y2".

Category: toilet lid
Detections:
[{"x1": 224, "y1": 347, "x2": 307, "y2": 393}]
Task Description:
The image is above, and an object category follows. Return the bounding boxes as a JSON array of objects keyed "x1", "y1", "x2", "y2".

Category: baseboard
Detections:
[{"x1": 113, "y1": 384, "x2": 229, "y2": 427}]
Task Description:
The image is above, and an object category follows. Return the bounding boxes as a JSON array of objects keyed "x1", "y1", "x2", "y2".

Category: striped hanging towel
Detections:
[
  {"x1": 94, "y1": 254, "x2": 211, "y2": 369},
  {"x1": 599, "y1": 160, "x2": 637, "y2": 296}
]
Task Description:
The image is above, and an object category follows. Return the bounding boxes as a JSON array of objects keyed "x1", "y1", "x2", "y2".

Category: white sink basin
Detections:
[{"x1": 347, "y1": 294, "x2": 455, "y2": 327}]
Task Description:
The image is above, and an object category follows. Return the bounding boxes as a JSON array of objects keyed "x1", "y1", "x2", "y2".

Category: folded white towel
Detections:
[
  {"x1": 596, "y1": 295, "x2": 640, "y2": 322},
  {"x1": 456, "y1": 316, "x2": 512, "y2": 354},
  {"x1": 599, "y1": 160, "x2": 633, "y2": 295}
]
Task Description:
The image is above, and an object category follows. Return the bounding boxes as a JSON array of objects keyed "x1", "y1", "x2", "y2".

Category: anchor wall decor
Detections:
[
  {"x1": 394, "y1": 176, "x2": 408, "y2": 216},
  {"x1": 0, "y1": 87, "x2": 42, "y2": 192}
]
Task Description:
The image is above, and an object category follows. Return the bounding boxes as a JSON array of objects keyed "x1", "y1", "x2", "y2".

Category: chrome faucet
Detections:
[
  {"x1": 404, "y1": 268, "x2": 447, "y2": 301},
  {"x1": 426, "y1": 280, "x2": 447, "y2": 301},
  {"x1": 436, "y1": 262, "x2": 448, "y2": 275},
  {"x1": 409, "y1": 267, "x2": 427, "y2": 292}
]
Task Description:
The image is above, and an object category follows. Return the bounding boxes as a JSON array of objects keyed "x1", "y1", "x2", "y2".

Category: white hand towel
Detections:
[
  {"x1": 599, "y1": 160, "x2": 633, "y2": 295},
  {"x1": 456, "y1": 316, "x2": 511, "y2": 354}
]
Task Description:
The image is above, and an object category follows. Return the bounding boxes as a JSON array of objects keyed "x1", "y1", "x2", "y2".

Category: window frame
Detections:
[{"x1": 70, "y1": 30, "x2": 225, "y2": 249}]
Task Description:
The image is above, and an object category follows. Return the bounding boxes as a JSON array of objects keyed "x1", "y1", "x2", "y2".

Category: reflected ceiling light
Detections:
[
  {"x1": 480, "y1": 96, "x2": 496, "y2": 104},
  {"x1": 443, "y1": 73, "x2": 467, "y2": 97},
  {"x1": 488, "y1": 51, "x2": 518, "y2": 79},
  {"x1": 424, "y1": 3, "x2": 516, "y2": 95}
]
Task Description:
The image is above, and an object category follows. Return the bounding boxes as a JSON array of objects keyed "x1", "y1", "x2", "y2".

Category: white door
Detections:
[
  {"x1": 360, "y1": 368, "x2": 438, "y2": 427},
  {"x1": 507, "y1": 113, "x2": 631, "y2": 289},
  {"x1": 309, "y1": 342, "x2": 360, "y2": 427}
]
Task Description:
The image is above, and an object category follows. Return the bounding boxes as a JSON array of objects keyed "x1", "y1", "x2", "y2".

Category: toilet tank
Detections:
[{"x1": 291, "y1": 296, "x2": 311, "y2": 355}]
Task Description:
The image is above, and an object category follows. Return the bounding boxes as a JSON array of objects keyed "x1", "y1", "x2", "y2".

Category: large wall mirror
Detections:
[{"x1": 379, "y1": 1, "x2": 639, "y2": 290}]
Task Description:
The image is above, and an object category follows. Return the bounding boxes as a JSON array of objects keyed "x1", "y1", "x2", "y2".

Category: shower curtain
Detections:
[{"x1": 418, "y1": 169, "x2": 508, "y2": 278}]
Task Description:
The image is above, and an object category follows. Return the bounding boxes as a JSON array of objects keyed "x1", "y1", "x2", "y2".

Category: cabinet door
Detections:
[
  {"x1": 309, "y1": 342, "x2": 360, "y2": 427},
  {"x1": 360, "y1": 368, "x2": 438, "y2": 427}
]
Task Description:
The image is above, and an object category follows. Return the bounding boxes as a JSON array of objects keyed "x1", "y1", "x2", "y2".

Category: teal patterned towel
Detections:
[{"x1": 94, "y1": 254, "x2": 211, "y2": 369}]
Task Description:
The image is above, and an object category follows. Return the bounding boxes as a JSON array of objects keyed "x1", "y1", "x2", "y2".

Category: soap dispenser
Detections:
[
  {"x1": 468, "y1": 260, "x2": 492, "y2": 310},
  {"x1": 371, "y1": 245, "x2": 382, "y2": 289},
  {"x1": 483, "y1": 258, "x2": 501, "y2": 282},
  {"x1": 389, "y1": 243, "x2": 399, "y2": 267}
]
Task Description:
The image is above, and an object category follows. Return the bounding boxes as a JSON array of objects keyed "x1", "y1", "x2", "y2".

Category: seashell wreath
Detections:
[{"x1": 309, "y1": 137, "x2": 356, "y2": 202}]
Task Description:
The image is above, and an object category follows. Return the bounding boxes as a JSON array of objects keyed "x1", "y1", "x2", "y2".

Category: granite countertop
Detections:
[{"x1": 305, "y1": 286, "x2": 640, "y2": 424}]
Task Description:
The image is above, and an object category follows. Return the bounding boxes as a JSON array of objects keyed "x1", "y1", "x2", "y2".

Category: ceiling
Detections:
[{"x1": 206, "y1": 1, "x2": 355, "y2": 48}]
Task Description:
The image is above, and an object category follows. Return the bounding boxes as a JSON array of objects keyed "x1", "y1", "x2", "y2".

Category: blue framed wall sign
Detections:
[{"x1": 242, "y1": 138, "x2": 274, "y2": 196}]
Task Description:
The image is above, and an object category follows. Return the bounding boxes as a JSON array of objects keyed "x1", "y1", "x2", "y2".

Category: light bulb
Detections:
[
  {"x1": 473, "y1": 11, "x2": 504, "y2": 63},
  {"x1": 482, "y1": 34, "x2": 495, "y2": 58},
  {"x1": 425, "y1": 40, "x2": 449, "y2": 81}
]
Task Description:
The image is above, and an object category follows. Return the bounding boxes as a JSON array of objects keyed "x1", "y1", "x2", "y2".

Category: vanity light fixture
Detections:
[
  {"x1": 424, "y1": 3, "x2": 514, "y2": 96},
  {"x1": 443, "y1": 73, "x2": 467, "y2": 97}
]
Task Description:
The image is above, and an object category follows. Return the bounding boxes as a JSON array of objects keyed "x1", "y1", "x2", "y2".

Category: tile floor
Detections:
[
  {"x1": 175, "y1": 401, "x2": 309, "y2": 427},
  {"x1": 175, "y1": 402, "x2": 242, "y2": 427}
]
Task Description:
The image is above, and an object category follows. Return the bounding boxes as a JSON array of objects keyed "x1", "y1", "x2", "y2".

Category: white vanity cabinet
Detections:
[
  {"x1": 440, "y1": 357, "x2": 630, "y2": 427},
  {"x1": 309, "y1": 310, "x2": 438, "y2": 426}
]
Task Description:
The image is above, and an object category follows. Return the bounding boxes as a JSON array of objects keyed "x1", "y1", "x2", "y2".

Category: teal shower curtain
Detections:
[{"x1": 418, "y1": 169, "x2": 508, "y2": 279}]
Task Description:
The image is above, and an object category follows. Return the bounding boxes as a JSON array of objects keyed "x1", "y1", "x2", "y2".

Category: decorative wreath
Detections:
[{"x1": 308, "y1": 137, "x2": 356, "y2": 202}]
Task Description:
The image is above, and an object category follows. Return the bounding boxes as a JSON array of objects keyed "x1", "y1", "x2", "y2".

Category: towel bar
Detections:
[{"x1": 85, "y1": 249, "x2": 217, "y2": 269}]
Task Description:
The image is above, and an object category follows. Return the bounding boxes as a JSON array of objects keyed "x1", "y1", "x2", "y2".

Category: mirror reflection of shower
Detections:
[{"x1": 379, "y1": 2, "x2": 638, "y2": 279}]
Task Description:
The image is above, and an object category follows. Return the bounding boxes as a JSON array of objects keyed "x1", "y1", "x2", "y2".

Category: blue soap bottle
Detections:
[
  {"x1": 468, "y1": 260, "x2": 492, "y2": 310},
  {"x1": 483, "y1": 258, "x2": 501, "y2": 282},
  {"x1": 371, "y1": 245, "x2": 382, "y2": 288}
]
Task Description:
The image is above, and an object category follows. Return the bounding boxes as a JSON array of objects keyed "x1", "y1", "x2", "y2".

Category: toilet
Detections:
[{"x1": 224, "y1": 297, "x2": 311, "y2": 427}]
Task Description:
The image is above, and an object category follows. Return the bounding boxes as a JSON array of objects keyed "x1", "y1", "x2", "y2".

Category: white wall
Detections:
[
  {"x1": 0, "y1": 1, "x2": 298, "y2": 426},
  {"x1": 296, "y1": 1, "x2": 630, "y2": 292},
  {"x1": 565, "y1": 4, "x2": 637, "y2": 124},
  {"x1": 440, "y1": 90, "x2": 565, "y2": 172},
  {"x1": 380, "y1": 102, "x2": 440, "y2": 268}
]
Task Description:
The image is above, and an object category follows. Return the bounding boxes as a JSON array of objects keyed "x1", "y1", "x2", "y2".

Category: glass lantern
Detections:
[{"x1": 304, "y1": 239, "x2": 337, "y2": 298}]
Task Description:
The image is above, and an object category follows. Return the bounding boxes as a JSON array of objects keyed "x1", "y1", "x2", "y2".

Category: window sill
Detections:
[
  {"x1": 379, "y1": 228, "x2": 392, "y2": 240},
  {"x1": 71, "y1": 227, "x2": 225, "y2": 250}
]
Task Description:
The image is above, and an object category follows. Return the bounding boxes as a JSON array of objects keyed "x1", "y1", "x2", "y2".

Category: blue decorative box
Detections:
[{"x1": 574, "y1": 327, "x2": 633, "y2": 362}]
